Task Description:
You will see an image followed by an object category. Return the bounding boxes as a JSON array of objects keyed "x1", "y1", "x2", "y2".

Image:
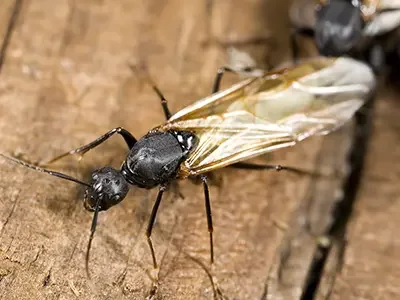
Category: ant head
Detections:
[
  {"x1": 315, "y1": 1, "x2": 363, "y2": 56},
  {"x1": 0, "y1": 154, "x2": 131, "y2": 279},
  {"x1": 84, "y1": 167, "x2": 129, "y2": 212}
]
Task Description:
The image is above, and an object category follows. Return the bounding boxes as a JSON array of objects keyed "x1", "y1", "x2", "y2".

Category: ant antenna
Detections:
[
  {"x1": 0, "y1": 153, "x2": 103, "y2": 280},
  {"x1": 0, "y1": 154, "x2": 91, "y2": 187},
  {"x1": 85, "y1": 196, "x2": 101, "y2": 279}
]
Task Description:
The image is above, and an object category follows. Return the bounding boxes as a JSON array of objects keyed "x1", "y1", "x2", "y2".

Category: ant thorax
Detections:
[{"x1": 121, "y1": 130, "x2": 198, "y2": 189}]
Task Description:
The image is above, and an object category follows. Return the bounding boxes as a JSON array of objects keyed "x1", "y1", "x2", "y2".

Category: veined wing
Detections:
[
  {"x1": 160, "y1": 57, "x2": 376, "y2": 177},
  {"x1": 363, "y1": 0, "x2": 400, "y2": 36},
  {"x1": 361, "y1": 0, "x2": 400, "y2": 16},
  {"x1": 361, "y1": 0, "x2": 380, "y2": 19},
  {"x1": 376, "y1": 0, "x2": 400, "y2": 10}
]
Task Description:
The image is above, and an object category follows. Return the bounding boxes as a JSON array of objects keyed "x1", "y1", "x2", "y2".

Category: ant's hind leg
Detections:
[
  {"x1": 212, "y1": 66, "x2": 236, "y2": 94},
  {"x1": 212, "y1": 63, "x2": 265, "y2": 94},
  {"x1": 231, "y1": 162, "x2": 319, "y2": 176},
  {"x1": 189, "y1": 172, "x2": 223, "y2": 189},
  {"x1": 42, "y1": 127, "x2": 136, "y2": 166}
]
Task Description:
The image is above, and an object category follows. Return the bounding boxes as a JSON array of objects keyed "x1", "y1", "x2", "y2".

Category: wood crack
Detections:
[{"x1": 301, "y1": 93, "x2": 376, "y2": 300}]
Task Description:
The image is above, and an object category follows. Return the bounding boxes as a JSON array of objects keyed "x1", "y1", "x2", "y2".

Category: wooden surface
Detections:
[
  {"x1": 0, "y1": 1, "x2": 398, "y2": 300},
  {"x1": 328, "y1": 92, "x2": 400, "y2": 300}
]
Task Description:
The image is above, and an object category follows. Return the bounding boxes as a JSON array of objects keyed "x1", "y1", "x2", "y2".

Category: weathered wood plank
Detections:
[
  {"x1": 3, "y1": 1, "x2": 385, "y2": 299},
  {"x1": 0, "y1": 0, "x2": 22, "y2": 72}
]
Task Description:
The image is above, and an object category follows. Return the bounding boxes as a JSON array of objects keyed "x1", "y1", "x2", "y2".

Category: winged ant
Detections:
[{"x1": 0, "y1": 56, "x2": 375, "y2": 278}]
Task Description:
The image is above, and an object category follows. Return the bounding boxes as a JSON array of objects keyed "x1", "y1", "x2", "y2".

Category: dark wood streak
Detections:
[
  {"x1": 0, "y1": 0, "x2": 23, "y2": 72},
  {"x1": 305, "y1": 88, "x2": 376, "y2": 300}
]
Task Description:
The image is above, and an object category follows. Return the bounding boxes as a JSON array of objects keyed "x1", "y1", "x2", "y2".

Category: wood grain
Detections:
[{"x1": 0, "y1": 1, "x2": 395, "y2": 300}]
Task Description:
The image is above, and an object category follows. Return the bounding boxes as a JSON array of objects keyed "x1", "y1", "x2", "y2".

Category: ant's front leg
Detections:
[{"x1": 41, "y1": 127, "x2": 136, "y2": 166}]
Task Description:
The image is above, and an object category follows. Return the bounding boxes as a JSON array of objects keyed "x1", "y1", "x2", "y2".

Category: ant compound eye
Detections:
[
  {"x1": 83, "y1": 188, "x2": 97, "y2": 212},
  {"x1": 111, "y1": 194, "x2": 121, "y2": 203}
]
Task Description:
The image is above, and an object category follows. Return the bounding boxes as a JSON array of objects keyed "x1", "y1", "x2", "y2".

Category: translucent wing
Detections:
[
  {"x1": 363, "y1": 0, "x2": 400, "y2": 36},
  {"x1": 361, "y1": 0, "x2": 380, "y2": 18},
  {"x1": 376, "y1": 0, "x2": 400, "y2": 10},
  {"x1": 360, "y1": 0, "x2": 400, "y2": 17},
  {"x1": 226, "y1": 47, "x2": 265, "y2": 77},
  {"x1": 159, "y1": 57, "x2": 375, "y2": 177}
]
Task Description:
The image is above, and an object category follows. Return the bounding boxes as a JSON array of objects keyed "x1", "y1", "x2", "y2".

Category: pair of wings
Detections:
[
  {"x1": 291, "y1": 0, "x2": 400, "y2": 37},
  {"x1": 157, "y1": 57, "x2": 376, "y2": 177}
]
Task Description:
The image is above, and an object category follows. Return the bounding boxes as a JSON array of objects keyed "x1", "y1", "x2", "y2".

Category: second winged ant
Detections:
[
  {"x1": 0, "y1": 56, "x2": 376, "y2": 278},
  {"x1": 290, "y1": 0, "x2": 400, "y2": 75}
]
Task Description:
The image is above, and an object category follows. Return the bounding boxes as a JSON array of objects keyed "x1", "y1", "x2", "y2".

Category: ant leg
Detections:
[
  {"x1": 85, "y1": 195, "x2": 102, "y2": 279},
  {"x1": 290, "y1": 28, "x2": 300, "y2": 64},
  {"x1": 212, "y1": 66, "x2": 235, "y2": 94},
  {"x1": 43, "y1": 127, "x2": 136, "y2": 166},
  {"x1": 231, "y1": 162, "x2": 315, "y2": 176},
  {"x1": 367, "y1": 43, "x2": 385, "y2": 75},
  {"x1": 290, "y1": 27, "x2": 315, "y2": 64},
  {"x1": 150, "y1": 84, "x2": 172, "y2": 120},
  {"x1": 129, "y1": 65, "x2": 172, "y2": 120},
  {"x1": 212, "y1": 64, "x2": 264, "y2": 94},
  {"x1": 146, "y1": 184, "x2": 167, "y2": 269},
  {"x1": 200, "y1": 174, "x2": 214, "y2": 264}
]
